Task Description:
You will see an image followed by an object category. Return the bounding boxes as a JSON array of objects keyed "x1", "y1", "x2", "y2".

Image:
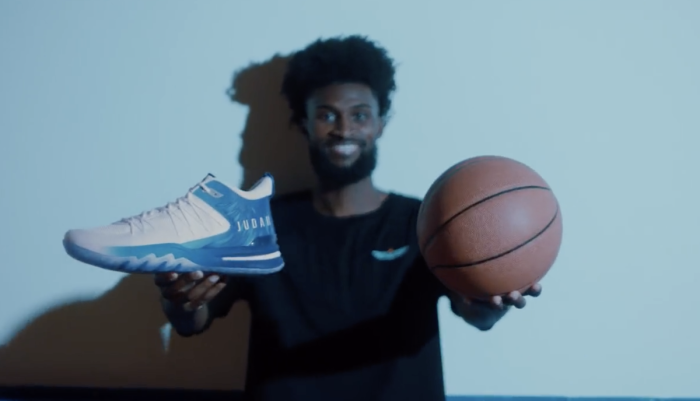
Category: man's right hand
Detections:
[{"x1": 155, "y1": 271, "x2": 227, "y2": 312}]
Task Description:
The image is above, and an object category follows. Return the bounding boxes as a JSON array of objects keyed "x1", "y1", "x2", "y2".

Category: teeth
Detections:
[{"x1": 332, "y1": 143, "x2": 359, "y2": 155}]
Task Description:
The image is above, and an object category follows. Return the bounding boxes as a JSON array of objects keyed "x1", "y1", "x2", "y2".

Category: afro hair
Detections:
[{"x1": 281, "y1": 35, "x2": 397, "y2": 128}]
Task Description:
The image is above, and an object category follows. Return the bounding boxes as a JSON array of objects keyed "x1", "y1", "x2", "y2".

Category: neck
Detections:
[{"x1": 313, "y1": 176, "x2": 387, "y2": 218}]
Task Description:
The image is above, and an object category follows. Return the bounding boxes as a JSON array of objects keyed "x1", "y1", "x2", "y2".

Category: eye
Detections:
[
  {"x1": 318, "y1": 111, "x2": 336, "y2": 122},
  {"x1": 353, "y1": 112, "x2": 368, "y2": 122}
]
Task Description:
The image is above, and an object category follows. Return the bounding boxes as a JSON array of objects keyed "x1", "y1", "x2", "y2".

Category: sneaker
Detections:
[{"x1": 63, "y1": 173, "x2": 284, "y2": 275}]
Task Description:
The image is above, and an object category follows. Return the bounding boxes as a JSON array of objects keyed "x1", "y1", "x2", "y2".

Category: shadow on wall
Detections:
[
  {"x1": 0, "y1": 54, "x2": 314, "y2": 389},
  {"x1": 0, "y1": 274, "x2": 251, "y2": 390},
  {"x1": 232, "y1": 54, "x2": 315, "y2": 193}
]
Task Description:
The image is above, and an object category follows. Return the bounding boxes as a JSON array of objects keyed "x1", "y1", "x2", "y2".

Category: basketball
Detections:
[{"x1": 416, "y1": 155, "x2": 563, "y2": 300}]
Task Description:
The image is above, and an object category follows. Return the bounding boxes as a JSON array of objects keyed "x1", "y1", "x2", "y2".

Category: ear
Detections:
[{"x1": 376, "y1": 115, "x2": 389, "y2": 139}]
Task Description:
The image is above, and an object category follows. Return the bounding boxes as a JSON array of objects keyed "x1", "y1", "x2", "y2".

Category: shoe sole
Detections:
[{"x1": 63, "y1": 239, "x2": 285, "y2": 275}]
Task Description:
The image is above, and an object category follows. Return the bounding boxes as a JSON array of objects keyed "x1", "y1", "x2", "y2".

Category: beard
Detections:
[{"x1": 308, "y1": 142, "x2": 378, "y2": 191}]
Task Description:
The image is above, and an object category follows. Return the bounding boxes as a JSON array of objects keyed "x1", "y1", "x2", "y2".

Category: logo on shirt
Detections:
[{"x1": 371, "y1": 245, "x2": 409, "y2": 261}]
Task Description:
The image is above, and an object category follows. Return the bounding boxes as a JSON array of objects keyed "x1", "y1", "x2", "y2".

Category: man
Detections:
[{"x1": 155, "y1": 35, "x2": 541, "y2": 401}]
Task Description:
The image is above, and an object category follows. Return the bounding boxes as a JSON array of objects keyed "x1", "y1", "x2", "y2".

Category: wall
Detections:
[{"x1": 1, "y1": 0, "x2": 699, "y2": 398}]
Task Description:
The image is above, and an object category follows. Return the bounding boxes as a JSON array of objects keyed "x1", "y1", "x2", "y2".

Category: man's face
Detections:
[{"x1": 302, "y1": 83, "x2": 384, "y2": 189}]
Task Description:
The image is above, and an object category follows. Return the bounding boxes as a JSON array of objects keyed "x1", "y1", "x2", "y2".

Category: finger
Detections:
[
  {"x1": 154, "y1": 272, "x2": 179, "y2": 287},
  {"x1": 156, "y1": 270, "x2": 203, "y2": 289},
  {"x1": 463, "y1": 297, "x2": 488, "y2": 308},
  {"x1": 489, "y1": 295, "x2": 506, "y2": 310},
  {"x1": 188, "y1": 281, "x2": 227, "y2": 310},
  {"x1": 505, "y1": 291, "x2": 526, "y2": 309},
  {"x1": 524, "y1": 283, "x2": 542, "y2": 297},
  {"x1": 161, "y1": 271, "x2": 205, "y2": 300},
  {"x1": 182, "y1": 271, "x2": 205, "y2": 282},
  {"x1": 185, "y1": 274, "x2": 222, "y2": 304}
]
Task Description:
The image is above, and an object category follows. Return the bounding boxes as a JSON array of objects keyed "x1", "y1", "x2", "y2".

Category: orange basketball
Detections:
[{"x1": 417, "y1": 155, "x2": 563, "y2": 300}]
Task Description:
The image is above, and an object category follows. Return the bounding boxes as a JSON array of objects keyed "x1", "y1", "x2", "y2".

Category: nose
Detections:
[{"x1": 332, "y1": 116, "x2": 352, "y2": 138}]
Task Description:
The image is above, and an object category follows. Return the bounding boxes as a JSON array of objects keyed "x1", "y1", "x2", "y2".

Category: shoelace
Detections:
[{"x1": 120, "y1": 182, "x2": 215, "y2": 233}]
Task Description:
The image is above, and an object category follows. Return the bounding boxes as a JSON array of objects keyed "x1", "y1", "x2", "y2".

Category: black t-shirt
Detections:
[{"x1": 218, "y1": 191, "x2": 450, "y2": 401}]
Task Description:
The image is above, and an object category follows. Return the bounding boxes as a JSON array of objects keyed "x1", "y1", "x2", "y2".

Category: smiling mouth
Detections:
[{"x1": 328, "y1": 142, "x2": 360, "y2": 157}]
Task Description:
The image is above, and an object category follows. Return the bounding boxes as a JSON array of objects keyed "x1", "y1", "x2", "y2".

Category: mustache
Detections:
[{"x1": 316, "y1": 138, "x2": 367, "y2": 147}]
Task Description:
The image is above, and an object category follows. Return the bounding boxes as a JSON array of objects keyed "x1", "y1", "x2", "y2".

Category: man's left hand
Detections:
[{"x1": 466, "y1": 282, "x2": 543, "y2": 310}]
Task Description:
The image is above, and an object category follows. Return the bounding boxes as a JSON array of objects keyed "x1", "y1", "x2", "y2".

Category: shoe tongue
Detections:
[
  {"x1": 201, "y1": 173, "x2": 217, "y2": 184},
  {"x1": 200, "y1": 173, "x2": 240, "y2": 193}
]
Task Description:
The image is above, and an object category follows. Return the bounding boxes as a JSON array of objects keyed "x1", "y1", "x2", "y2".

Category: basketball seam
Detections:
[
  {"x1": 421, "y1": 158, "x2": 492, "y2": 205},
  {"x1": 421, "y1": 185, "x2": 551, "y2": 251},
  {"x1": 430, "y1": 205, "x2": 560, "y2": 269}
]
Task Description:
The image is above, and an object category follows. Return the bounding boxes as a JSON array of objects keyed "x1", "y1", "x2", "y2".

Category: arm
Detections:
[
  {"x1": 448, "y1": 283, "x2": 543, "y2": 330},
  {"x1": 412, "y1": 245, "x2": 530, "y2": 331},
  {"x1": 415, "y1": 255, "x2": 511, "y2": 331}
]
